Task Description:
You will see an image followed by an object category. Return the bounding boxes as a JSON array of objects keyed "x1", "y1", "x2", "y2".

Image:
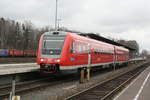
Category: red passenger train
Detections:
[{"x1": 37, "y1": 31, "x2": 129, "y2": 73}]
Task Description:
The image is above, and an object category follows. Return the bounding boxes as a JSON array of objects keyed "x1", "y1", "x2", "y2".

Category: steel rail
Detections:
[{"x1": 66, "y1": 62, "x2": 149, "y2": 100}]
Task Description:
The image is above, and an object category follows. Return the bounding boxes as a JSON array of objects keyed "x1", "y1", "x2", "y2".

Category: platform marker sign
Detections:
[{"x1": 12, "y1": 96, "x2": 20, "y2": 100}]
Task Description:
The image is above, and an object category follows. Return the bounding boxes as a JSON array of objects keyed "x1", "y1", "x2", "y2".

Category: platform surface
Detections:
[
  {"x1": 0, "y1": 63, "x2": 40, "y2": 75},
  {"x1": 114, "y1": 66, "x2": 150, "y2": 100}
]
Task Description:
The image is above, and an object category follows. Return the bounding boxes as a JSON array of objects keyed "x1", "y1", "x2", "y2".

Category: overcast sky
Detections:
[{"x1": 0, "y1": 0, "x2": 150, "y2": 51}]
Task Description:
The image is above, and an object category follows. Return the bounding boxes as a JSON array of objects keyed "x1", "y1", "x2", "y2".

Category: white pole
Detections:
[
  {"x1": 12, "y1": 76, "x2": 16, "y2": 96},
  {"x1": 55, "y1": 0, "x2": 58, "y2": 31}
]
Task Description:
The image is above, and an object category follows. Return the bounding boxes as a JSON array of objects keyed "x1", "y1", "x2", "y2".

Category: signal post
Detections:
[{"x1": 79, "y1": 68, "x2": 91, "y2": 83}]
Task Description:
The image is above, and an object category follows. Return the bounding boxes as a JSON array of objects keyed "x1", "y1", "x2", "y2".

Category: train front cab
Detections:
[{"x1": 37, "y1": 31, "x2": 68, "y2": 73}]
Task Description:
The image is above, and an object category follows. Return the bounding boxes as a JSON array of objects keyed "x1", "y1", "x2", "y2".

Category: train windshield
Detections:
[
  {"x1": 42, "y1": 35, "x2": 65, "y2": 56},
  {"x1": 43, "y1": 40, "x2": 64, "y2": 49}
]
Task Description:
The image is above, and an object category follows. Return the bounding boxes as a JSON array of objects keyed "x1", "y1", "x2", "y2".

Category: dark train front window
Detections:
[
  {"x1": 43, "y1": 40, "x2": 64, "y2": 49},
  {"x1": 42, "y1": 36, "x2": 65, "y2": 55}
]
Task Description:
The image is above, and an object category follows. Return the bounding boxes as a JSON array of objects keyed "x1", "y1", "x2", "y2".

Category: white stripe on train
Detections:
[{"x1": 60, "y1": 61, "x2": 128, "y2": 70}]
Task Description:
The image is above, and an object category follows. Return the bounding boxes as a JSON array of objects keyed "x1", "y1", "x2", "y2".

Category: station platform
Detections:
[
  {"x1": 0, "y1": 63, "x2": 40, "y2": 75},
  {"x1": 114, "y1": 66, "x2": 150, "y2": 100}
]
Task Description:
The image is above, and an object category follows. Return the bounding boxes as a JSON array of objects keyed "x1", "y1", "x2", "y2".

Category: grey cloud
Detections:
[{"x1": 0, "y1": 0, "x2": 150, "y2": 50}]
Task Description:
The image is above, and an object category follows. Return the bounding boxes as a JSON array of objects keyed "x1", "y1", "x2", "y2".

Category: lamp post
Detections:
[
  {"x1": 55, "y1": 0, "x2": 58, "y2": 31},
  {"x1": 57, "y1": 19, "x2": 61, "y2": 30}
]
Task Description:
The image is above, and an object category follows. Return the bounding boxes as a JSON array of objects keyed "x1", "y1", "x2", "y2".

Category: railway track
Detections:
[
  {"x1": 0, "y1": 73, "x2": 77, "y2": 99},
  {"x1": 0, "y1": 61, "x2": 146, "y2": 100},
  {"x1": 0, "y1": 63, "x2": 124, "y2": 99},
  {"x1": 66, "y1": 62, "x2": 150, "y2": 100}
]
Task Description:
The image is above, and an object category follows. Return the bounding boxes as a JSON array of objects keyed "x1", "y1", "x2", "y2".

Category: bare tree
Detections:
[{"x1": 141, "y1": 49, "x2": 149, "y2": 57}]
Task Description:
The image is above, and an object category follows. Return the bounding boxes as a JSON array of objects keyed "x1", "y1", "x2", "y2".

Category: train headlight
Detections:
[
  {"x1": 40, "y1": 58, "x2": 46, "y2": 62},
  {"x1": 57, "y1": 59, "x2": 60, "y2": 62},
  {"x1": 54, "y1": 59, "x2": 60, "y2": 62}
]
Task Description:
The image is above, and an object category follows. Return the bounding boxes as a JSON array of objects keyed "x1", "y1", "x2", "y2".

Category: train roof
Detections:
[
  {"x1": 70, "y1": 33, "x2": 128, "y2": 52},
  {"x1": 79, "y1": 33, "x2": 135, "y2": 51},
  {"x1": 70, "y1": 33, "x2": 114, "y2": 49},
  {"x1": 43, "y1": 31, "x2": 135, "y2": 51},
  {"x1": 43, "y1": 31, "x2": 68, "y2": 36},
  {"x1": 115, "y1": 46, "x2": 129, "y2": 52}
]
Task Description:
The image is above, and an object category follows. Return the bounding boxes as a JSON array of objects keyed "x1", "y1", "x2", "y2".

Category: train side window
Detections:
[
  {"x1": 82, "y1": 45, "x2": 87, "y2": 54},
  {"x1": 78, "y1": 45, "x2": 82, "y2": 53},
  {"x1": 70, "y1": 40, "x2": 75, "y2": 53},
  {"x1": 82, "y1": 45, "x2": 85, "y2": 53}
]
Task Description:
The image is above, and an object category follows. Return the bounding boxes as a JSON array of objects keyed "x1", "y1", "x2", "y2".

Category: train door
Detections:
[
  {"x1": 113, "y1": 46, "x2": 117, "y2": 69},
  {"x1": 70, "y1": 40, "x2": 88, "y2": 66},
  {"x1": 69, "y1": 40, "x2": 76, "y2": 66},
  {"x1": 88, "y1": 44, "x2": 91, "y2": 67},
  {"x1": 76, "y1": 40, "x2": 88, "y2": 66}
]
